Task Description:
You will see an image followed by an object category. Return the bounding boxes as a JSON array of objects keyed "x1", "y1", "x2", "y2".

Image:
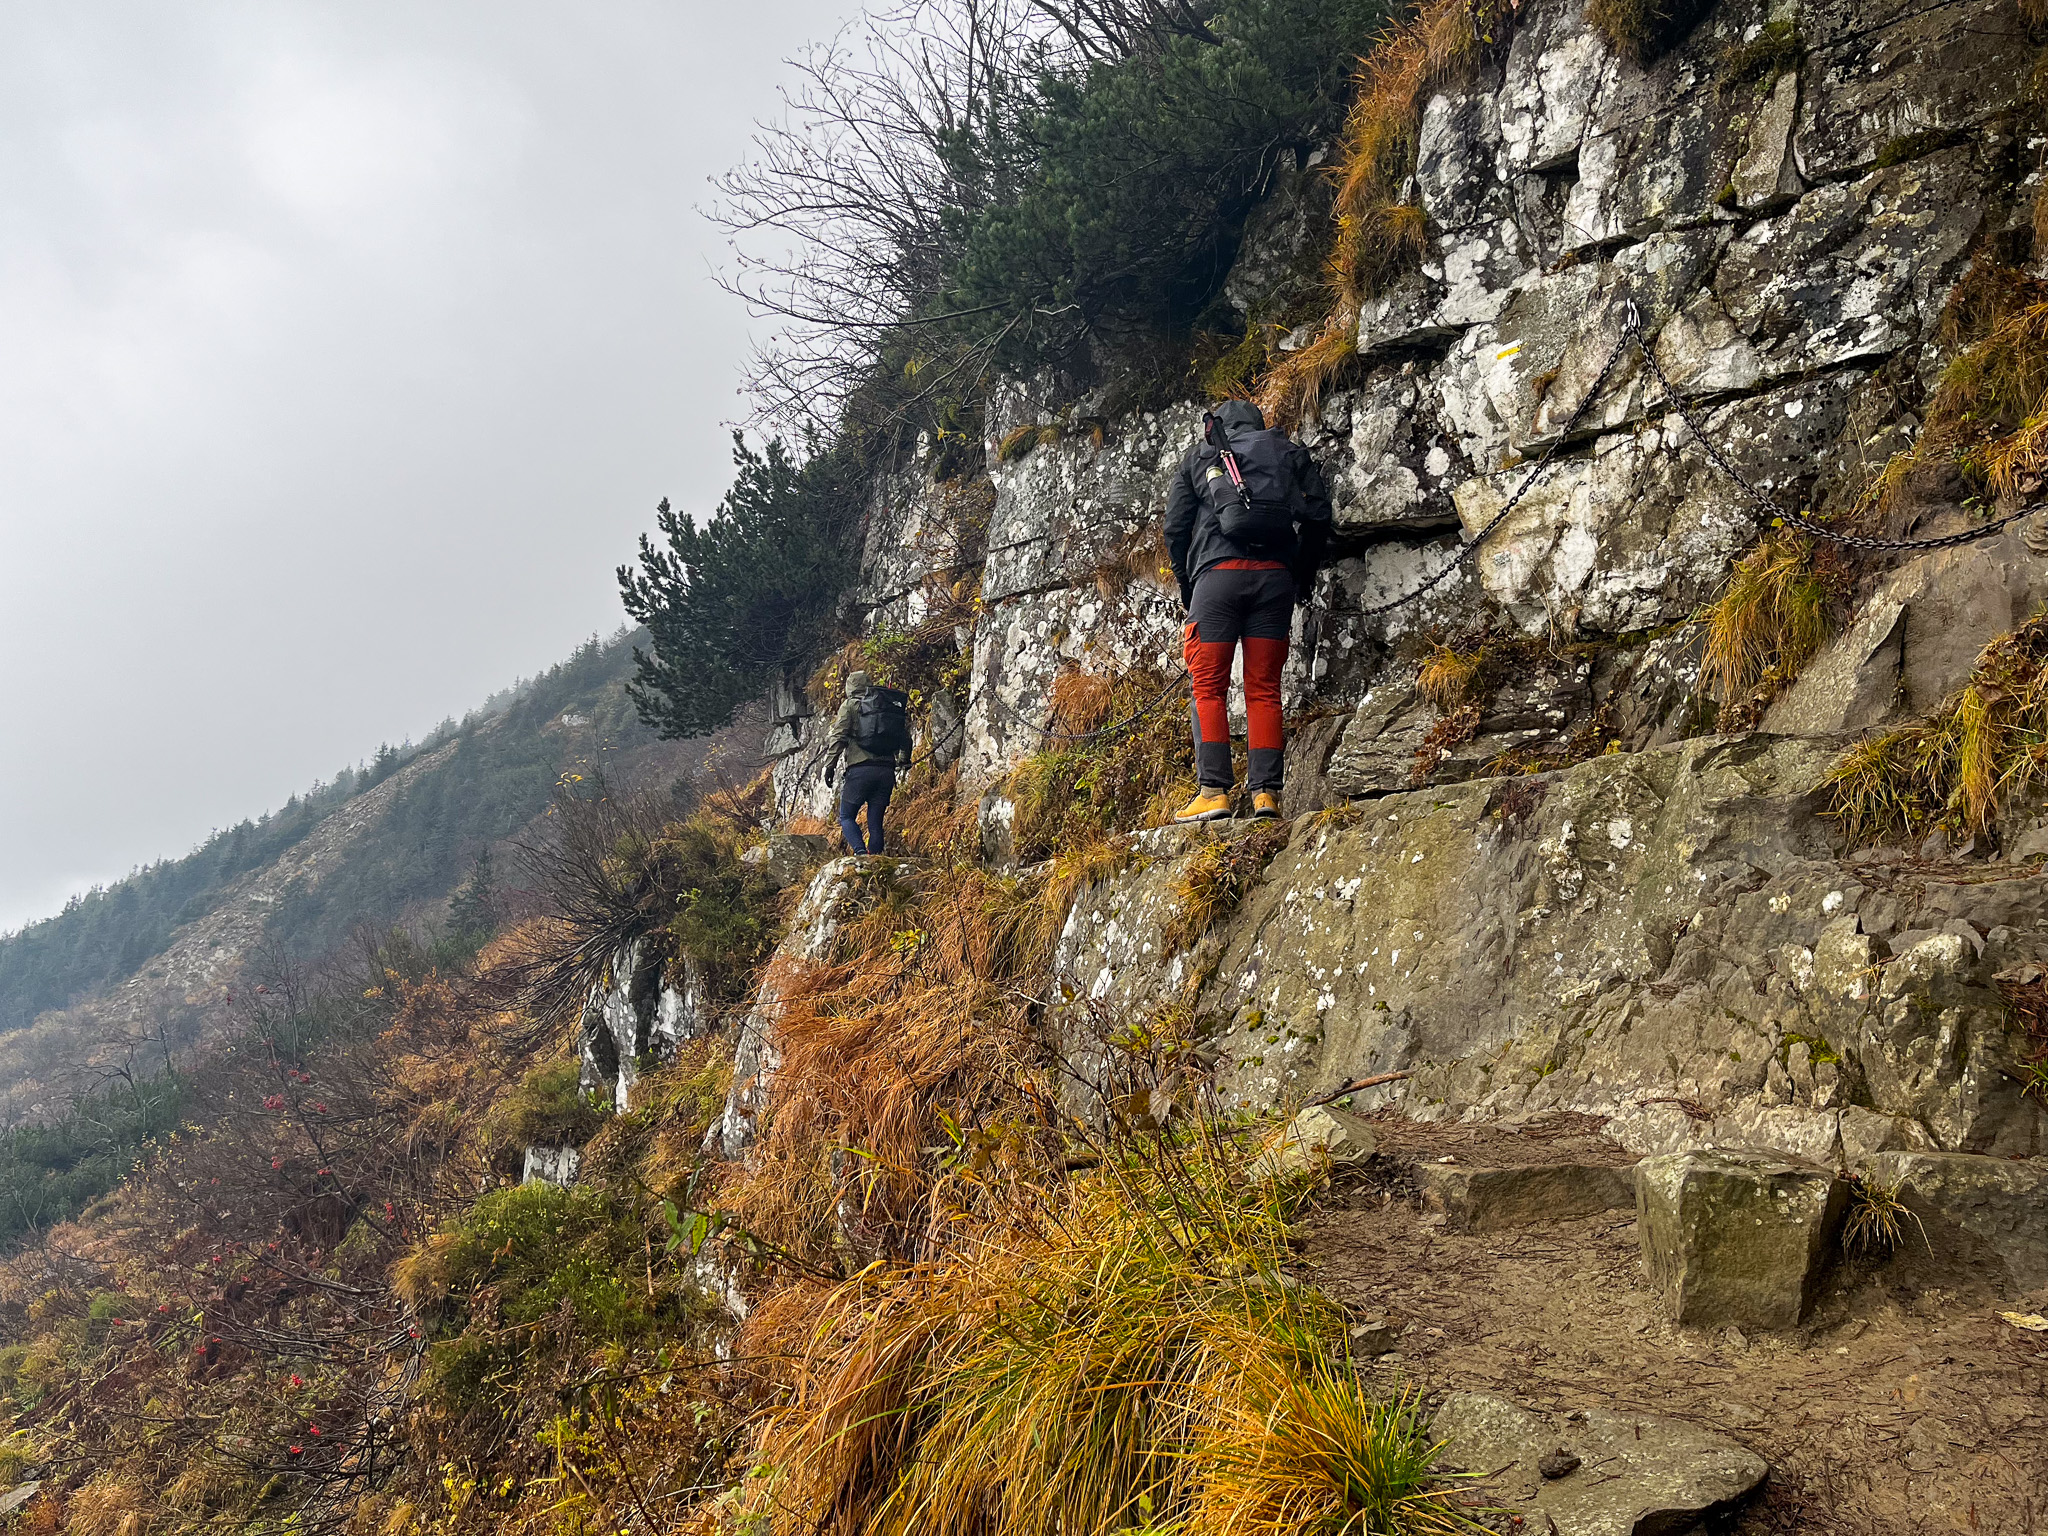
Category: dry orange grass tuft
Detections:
[
  {"x1": 1051, "y1": 669, "x2": 1116, "y2": 733},
  {"x1": 889, "y1": 764, "x2": 982, "y2": 863},
  {"x1": 743, "y1": 1133, "x2": 1473, "y2": 1536},
  {"x1": 719, "y1": 863, "x2": 1065, "y2": 1259},
  {"x1": 1256, "y1": 0, "x2": 1503, "y2": 429},
  {"x1": 62, "y1": 1472, "x2": 151, "y2": 1536}
]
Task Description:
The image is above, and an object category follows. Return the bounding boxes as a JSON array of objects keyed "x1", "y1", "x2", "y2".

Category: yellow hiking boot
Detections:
[
  {"x1": 1173, "y1": 788, "x2": 1234, "y2": 823},
  {"x1": 1250, "y1": 792, "x2": 1281, "y2": 820}
]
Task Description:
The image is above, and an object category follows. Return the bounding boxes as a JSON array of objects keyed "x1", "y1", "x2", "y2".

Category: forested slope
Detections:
[{"x1": 0, "y1": 631, "x2": 723, "y2": 1118}]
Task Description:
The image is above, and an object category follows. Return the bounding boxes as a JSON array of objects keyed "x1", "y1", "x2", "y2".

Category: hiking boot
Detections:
[
  {"x1": 1250, "y1": 792, "x2": 1281, "y2": 820},
  {"x1": 1173, "y1": 788, "x2": 1234, "y2": 823}
]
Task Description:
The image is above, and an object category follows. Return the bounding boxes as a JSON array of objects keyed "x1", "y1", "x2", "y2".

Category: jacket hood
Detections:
[
  {"x1": 844, "y1": 669, "x2": 873, "y2": 697},
  {"x1": 1210, "y1": 399, "x2": 1266, "y2": 435}
]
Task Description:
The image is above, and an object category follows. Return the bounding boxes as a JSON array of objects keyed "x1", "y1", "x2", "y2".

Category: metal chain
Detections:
[
  {"x1": 980, "y1": 666, "x2": 1190, "y2": 743},
  {"x1": 1634, "y1": 335, "x2": 2041, "y2": 553},
  {"x1": 1345, "y1": 305, "x2": 1643, "y2": 619},
  {"x1": 778, "y1": 663, "x2": 1191, "y2": 818}
]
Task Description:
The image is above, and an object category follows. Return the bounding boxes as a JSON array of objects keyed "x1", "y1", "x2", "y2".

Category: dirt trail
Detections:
[{"x1": 1299, "y1": 1119, "x2": 2048, "y2": 1535}]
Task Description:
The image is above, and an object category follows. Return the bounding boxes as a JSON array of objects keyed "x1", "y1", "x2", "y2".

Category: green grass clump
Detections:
[
  {"x1": 1717, "y1": 19, "x2": 1803, "y2": 93},
  {"x1": 399, "y1": 1182, "x2": 666, "y2": 1416},
  {"x1": 1842, "y1": 1172, "x2": 1926, "y2": 1257},
  {"x1": 1698, "y1": 531, "x2": 1846, "y2": 717},
  {"x1": 1586, "y1": 0, "x2": 1713, "y2": 65},
  {"x1": 486, "y1": 1059, "x2": 609, "y2": 1153}
]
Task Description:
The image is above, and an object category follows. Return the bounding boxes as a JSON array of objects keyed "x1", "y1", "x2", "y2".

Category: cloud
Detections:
[{"x1": 0, "y1": 0, "x2": 853, "y2": 934}]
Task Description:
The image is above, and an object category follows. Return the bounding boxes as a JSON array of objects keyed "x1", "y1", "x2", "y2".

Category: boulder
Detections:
[
  {"x1": 1635, "y1": 1148, "x2": 1845, "y2": 1328},
  {"x1": 1432, "y1": 1390, "x2": 1768, "y2": 1536},
  {"x1": 1855, "y1": 1150, "x2": 2048, "y2": 1295},
  {"x1": 1348, "y1": 1316, "x2": 1399, "y2": 1356},
  {"x1": 1252, "y1": 1103, "x2": 1380, "y2": 1181},
  {"x1": 1416, "y1": 1161, "x2": 1635, "y2": 1232},
  {"x1": 741, "y1": 832, "x2": 831, "y2": 889}
]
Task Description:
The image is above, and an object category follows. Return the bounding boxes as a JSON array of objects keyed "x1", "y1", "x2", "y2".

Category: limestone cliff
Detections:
[{"x1": 599, "y1": 0, "x2": 2048, "y2": 1171}]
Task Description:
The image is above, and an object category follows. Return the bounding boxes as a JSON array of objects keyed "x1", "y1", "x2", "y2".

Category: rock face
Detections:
[
  {"x1": 521, "y1": 1145, "x2": 581, "y2": 1188},
  {"x1": 1045, "y1": 735, "x2": 2048, "y2": 1165},
  {"x1": 1855, "y1": 1149, "x2": 2048, "y2": 1295},
  {"x1": 1433, "y1": 1390, "x2": 1769, "y2": 1536},
  {"x1": 704, "y1": 857, "x2": 867, "y2": 1160},
  {"x1": 1635, "y1": 1148, "x2": 1846, "y2": 1328},
  {"x1": 741, "y1": 832, "x2": 831, "y2": 889},
  {"x1": 579, "y1": 937, "x2": 706, "y2": 1113},
  {"x1": 738, "y1": 0, "x2": 2048, "y2": 1205}
]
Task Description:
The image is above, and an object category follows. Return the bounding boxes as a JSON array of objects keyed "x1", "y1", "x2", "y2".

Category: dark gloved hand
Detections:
[{"x1": 824, "y1": 761, "x2": 836, "y2": 788}]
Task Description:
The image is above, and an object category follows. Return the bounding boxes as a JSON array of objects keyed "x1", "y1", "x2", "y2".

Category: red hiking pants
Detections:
[{"x1": 1183, "y1": 563, "x2": 1292, "y2": 792}]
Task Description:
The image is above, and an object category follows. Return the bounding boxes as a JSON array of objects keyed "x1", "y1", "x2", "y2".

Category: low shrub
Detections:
[
  {"x1": 485, "y1": 1059, "x2": 608, "y2": 1154},
  {"x1": 401, "y1": 1182, "x2": 666, "y2": 1417}
]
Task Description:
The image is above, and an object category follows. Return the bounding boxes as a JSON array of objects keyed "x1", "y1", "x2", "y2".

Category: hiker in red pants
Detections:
[{"x1": 1164, "y1": 399, "x2": 1331, "y2": 821}]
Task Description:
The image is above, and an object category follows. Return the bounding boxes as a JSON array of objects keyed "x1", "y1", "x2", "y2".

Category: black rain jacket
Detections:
[{"x1": 1163, "y1": 399, "x2": 1332, "y2": 607}]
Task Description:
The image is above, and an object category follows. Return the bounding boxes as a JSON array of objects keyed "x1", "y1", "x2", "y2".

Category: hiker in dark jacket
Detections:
[
  {"x1": 1163, "y1": 398, "x2": 1332, "y2": 822},
  {"x1": 823, "y1": 669, "x2": 910, "y2": 854}
]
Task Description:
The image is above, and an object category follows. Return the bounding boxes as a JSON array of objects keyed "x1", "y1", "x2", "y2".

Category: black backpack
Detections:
[
  {"x1": 854, "y1": 686, "x2": 913, "y2": 756},
  {"x1": 1202, "y1": 424, "x2": 1305, "y2": 554}
]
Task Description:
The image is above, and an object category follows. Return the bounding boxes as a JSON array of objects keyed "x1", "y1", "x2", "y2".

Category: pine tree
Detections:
[{"x1": 448, "y1": 850, "x2": 498, "y2": 943}]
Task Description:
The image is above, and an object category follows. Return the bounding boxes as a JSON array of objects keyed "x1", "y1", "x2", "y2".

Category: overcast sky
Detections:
[{"x1": 0, "y1": 0, "x2": 856, "y2": 932}]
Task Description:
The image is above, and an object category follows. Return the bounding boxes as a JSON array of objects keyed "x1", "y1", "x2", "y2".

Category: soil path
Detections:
[{"x1": 1298, "y1": 1117, "x2": 2048, "y2": 1534}]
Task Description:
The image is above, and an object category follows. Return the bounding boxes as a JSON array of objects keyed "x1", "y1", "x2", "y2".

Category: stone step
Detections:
[
  {"x1": 1415, "y1": 1159, "x2": 1636, "y2": 1232},
  {"x1": 1635, "y1": 1148, "x2": 1844, "y2": 1329}
]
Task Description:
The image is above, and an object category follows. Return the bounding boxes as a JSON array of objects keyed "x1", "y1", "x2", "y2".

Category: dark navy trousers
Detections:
[{"x1": 838, "y1": 762, "x2": 895, "y2": 854}]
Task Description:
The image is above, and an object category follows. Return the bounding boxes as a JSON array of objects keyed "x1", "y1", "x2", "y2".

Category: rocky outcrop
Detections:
[
  {"x1": 579, "y1": 937, "x2": 705, "y2": 1113},
  {"x1": 766, "y1": 0, "x2": 2043, "y2": 839},
  {"x1": 521, "y1": 1145, "x2": 582, "y2": 1187},
  {"x1": 1048, "y1": 734, "x2": 2048, "y2": 1163},
  {"x1": 704, "y1": 856, "x2": 868, "y2": 1160}
]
